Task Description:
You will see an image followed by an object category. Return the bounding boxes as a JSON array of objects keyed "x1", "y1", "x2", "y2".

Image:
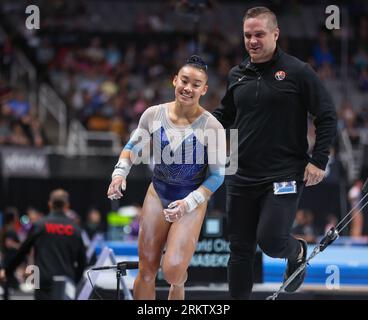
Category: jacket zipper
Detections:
[
  {"x1": 252, "y1": 65, "x2": 261, "y2": 102},
  {"x1": 256, "y1": 76, "x2": 261, "y2": 101},
  {"x1": 230, "y1": 67, "x2": 261, "y2": 101}
]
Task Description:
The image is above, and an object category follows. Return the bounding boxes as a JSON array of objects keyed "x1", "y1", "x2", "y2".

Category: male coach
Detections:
[{"x1": 213, "y1": 6, "x2": 337, "y2": 299}]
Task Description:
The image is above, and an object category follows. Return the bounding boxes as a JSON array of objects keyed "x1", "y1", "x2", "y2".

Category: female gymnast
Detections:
[{"x1": 107, "y1": 55, "x2": 226, "y2": 300}]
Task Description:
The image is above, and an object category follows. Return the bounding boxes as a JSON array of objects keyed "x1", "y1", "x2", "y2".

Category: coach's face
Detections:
[{"x1": 243, "y1": 15, "x2": 279, "y2": 63}]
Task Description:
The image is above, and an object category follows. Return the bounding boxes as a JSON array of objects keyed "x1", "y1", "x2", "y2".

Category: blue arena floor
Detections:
[
  {"x1": 96, "y1": 241, "x2": 368, "y2": 286},
  {"x1": 263, "y1": 246, "x2": 368, "y2": 285}
]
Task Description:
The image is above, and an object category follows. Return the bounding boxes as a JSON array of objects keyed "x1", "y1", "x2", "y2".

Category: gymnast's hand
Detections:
[
  {"x1": 163, "y1": 200, "x2": 188, "y2": 223},
  {"x1": 107, "y1": 176, "x2": 127, "y2": 200}
]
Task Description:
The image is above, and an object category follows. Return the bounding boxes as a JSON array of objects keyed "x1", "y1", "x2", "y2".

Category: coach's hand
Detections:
[
  {"x1": 107, "y1": 176, "x2": 126, "y2": 200},
  {"x1": 303, "y1": 163, "x2": 325, "y2": 187}
]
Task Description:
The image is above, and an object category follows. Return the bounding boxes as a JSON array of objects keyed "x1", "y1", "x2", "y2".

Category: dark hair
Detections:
[
  {"x1": 184, "y1": 55, "x2": 208, "y2": 74},
  {"x1": 49, "y1": 189, "x2": 69, "y2": 211},
  {"x1": 243, "y1": 6, "x2": 278, "y2": 29}
]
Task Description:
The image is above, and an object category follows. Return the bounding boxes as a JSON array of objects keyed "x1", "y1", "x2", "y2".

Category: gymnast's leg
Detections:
[
  {"x1": 133, "y1": 183, "x2": 171, "y2": 300},
  {"x1": 161, "y1": 202, "x2": 207, "y2": 300}
]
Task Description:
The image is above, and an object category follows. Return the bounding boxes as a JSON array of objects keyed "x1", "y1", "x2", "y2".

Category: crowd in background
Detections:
[
  {"x1": 1, "y1": 0, "x2": 367, "y2": 146},
  {"x1": 0, "y1": 79, "x2": 45, "y2": 147},
  {"x1": 1, "y1": 1, "x2": 368, "y2": 282}
]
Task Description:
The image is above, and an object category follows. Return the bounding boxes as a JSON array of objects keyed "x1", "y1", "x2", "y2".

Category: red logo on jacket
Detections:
[
  {"x1": 275, "y1": 70, "x2": 286, "y2": 81},
  {"x1": 45, "y1": 223, "x2": 74, "y2": 236}
]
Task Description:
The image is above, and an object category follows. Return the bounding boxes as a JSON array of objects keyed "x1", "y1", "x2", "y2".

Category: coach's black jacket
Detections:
[
  {"x1": 5, "y1": 211, "x2": 86, "y2": 290},
  {"x1": 213, "y1": 46, "x2": 337, "y2": 186}
]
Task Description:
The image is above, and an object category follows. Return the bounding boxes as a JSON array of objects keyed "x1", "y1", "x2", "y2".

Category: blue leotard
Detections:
[{"x1": 124, "y1": 103, "x2": 226, "y2": 208}]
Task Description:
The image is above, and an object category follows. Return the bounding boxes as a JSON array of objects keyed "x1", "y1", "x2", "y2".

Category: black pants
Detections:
[
  {"x1": 227, "y1": 182, "x2": 304, "y2": 300},
  {"x1": 34, "y1": 288, "x2": 53, "y2": 300}
]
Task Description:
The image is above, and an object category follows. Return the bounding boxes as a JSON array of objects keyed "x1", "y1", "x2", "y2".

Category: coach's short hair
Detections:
[
  {"x1": 49, "y1": 189, "x2": 69, "y2": 210},
  {"x1": 243, "y1": 6, "x2": 278, "y2": 29}
]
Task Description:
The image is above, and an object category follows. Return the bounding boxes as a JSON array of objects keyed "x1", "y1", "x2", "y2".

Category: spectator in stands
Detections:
[
  {"x1": 360, "y1": 105, "x2": 368, "y2": 128},
  {"x1": 0, "y1": 80, "x2": 12, "y2": 102},
  {"x1": 0, "y1": 189, "x2": 86, "y2": 300},
  {"x1": 83, "y1": 208, "x2": 103, "y2": 240},
  {"x1": 0, "y1": 35, "x2": 14, "y2": 78},
  {"x1": 5, "y1": 90, "x2": 30, "y2": 120},
  {"x1": 1, "y1": 83, "x2": 45, "y2": 147},
  {"x1": 85, "y1": 37, "x2": 104, "y2": 62},
  {"x1": 65, "y1": 209, "x2": 82, "y2": 227},
  {"x1": 312, "y1": 31, "x2": 335, "y2": 79},
  {"x1": 8, "y1": 122, "x2": 31, "y2": 146},
  {"x1": 24, "y1": 207, "x2": 44, "y2": 235},
  {"x1": 0, "y1": 86, "x2": 12, "y2": 145},
  {"x1": 0, "y1": 116, "x2": 11, "y2": 145},
  {"x1": 338, "y1": 100, "x2": 360, "y2": 145},
  {"x1": 358, "y1": 17, "x2": 368, "y2": 51},
  {"x1": 0, "y1": 207, "x2": 21, "y2": 299},
  {"x1": 36, "y1": 38, "x2": 55, "y2": 66},
  {"x1": 353, "y1": 47, "x2": 368, "y2": 74},
  {"x1": 28, "y1": 118, "x2": 45, "y2": 147},
  {"x1": 105, "y1": 43, "x2": 122, "y2": 68},
  {"x1": 358, "y1": 68, "x2": 368, "y2": 92}
]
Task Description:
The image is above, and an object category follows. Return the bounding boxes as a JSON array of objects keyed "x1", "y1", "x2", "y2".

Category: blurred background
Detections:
[{"x1": 1, "y1": 0, "x2": 368, "y2": 300}]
